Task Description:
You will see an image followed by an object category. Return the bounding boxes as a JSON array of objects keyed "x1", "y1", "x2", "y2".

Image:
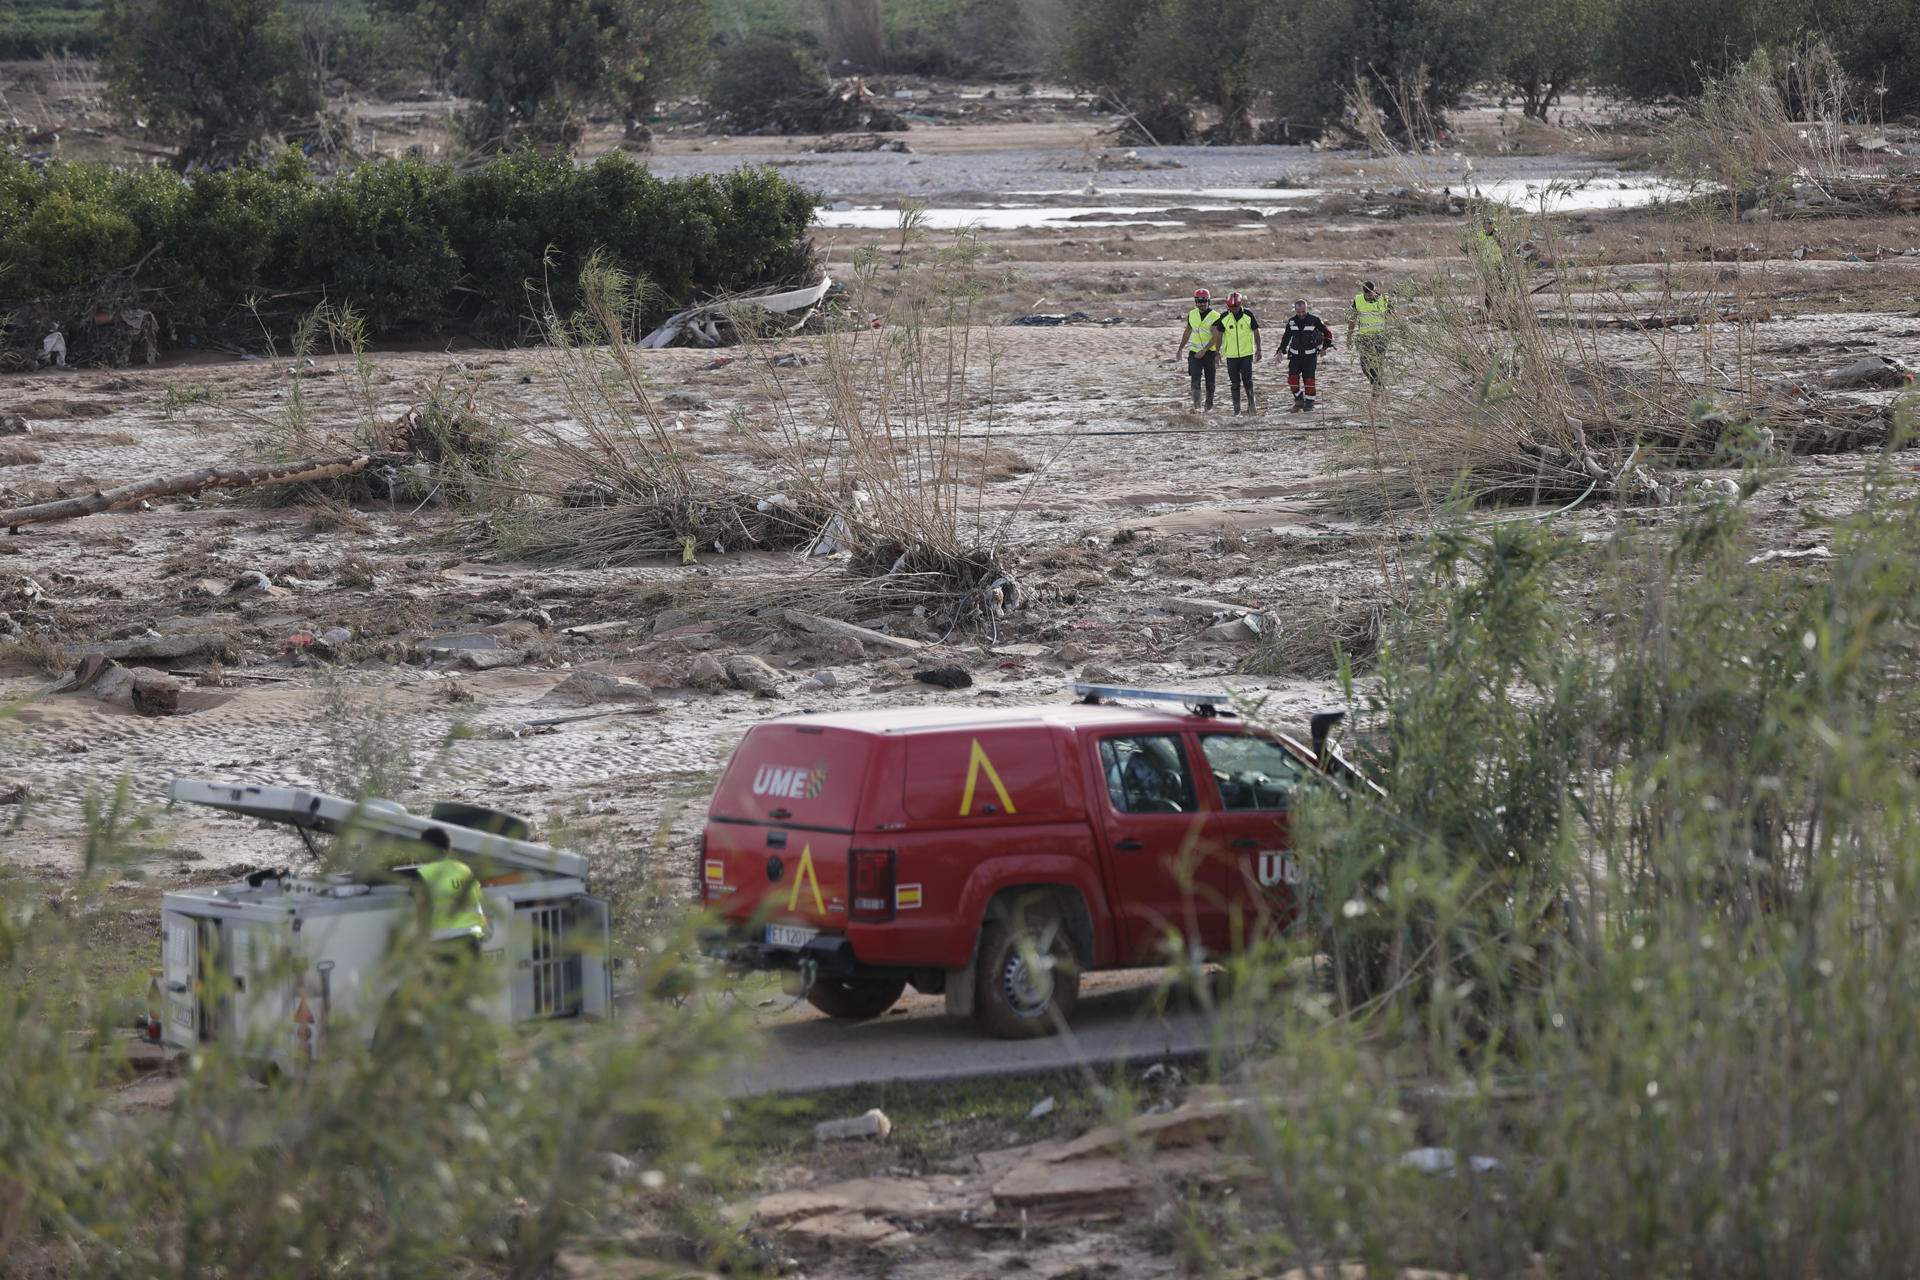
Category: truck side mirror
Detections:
[{"x1": 1310, "y1": 711, "x2": 1345, "y2": 767}]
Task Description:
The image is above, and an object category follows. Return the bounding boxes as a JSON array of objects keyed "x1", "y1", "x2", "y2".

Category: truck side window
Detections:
[
  {"x1": 1099, "y1": 736, "x2": 1198, "y2": 814},
  {"x1": 1200, "y1": 735, "x2": 1309, "y2": 811}
]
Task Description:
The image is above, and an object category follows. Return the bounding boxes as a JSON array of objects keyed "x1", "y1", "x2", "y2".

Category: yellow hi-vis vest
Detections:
[
  {"x1": 418, "y1": 857, "x2": 487, "y2": 942},
  {"x1": 1186, "y1": 307, "x2": 1221, "y2": 354},
  {"x1": 1353, "y1": 292, "x2": 1388, "y2": 335},
  {"x1": 1219, "y1": 310, "x2": 1256, "y2": 358}
]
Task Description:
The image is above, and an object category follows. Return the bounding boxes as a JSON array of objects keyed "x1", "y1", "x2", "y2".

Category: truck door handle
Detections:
[
  {"x1": 1231, "y1": 838, "x2": 1260, "y2": 849},
  {"x1": 165, "y1": 981, "x2": 189, "y2": 994},
  {"x1": 1114, "y1": 838, "x2": 1144, "y2": 851}
]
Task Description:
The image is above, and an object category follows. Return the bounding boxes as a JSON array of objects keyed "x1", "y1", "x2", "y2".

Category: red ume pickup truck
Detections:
[{"x1": 699, "y1": 684, "x2": 1368, "y2": 1037}]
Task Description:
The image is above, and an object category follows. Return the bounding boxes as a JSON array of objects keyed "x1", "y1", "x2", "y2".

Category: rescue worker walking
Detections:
[
  {"x1": 1469, "y1": 214, "x2": 1506, "y2": 319},
  {"x1": 1347, "y1": 280, "x2": 1390, "y2": 396},
  {"x1": 1277, "y1": 300, "x2": 1334, "y2": 411},
  {"x1": 1218, "y1": 292, "x2": 1261, "y2": 415},
  {"x1": 415, "y1": 826, "x2": 488, "y2": 960},
  {"x1": 1173, "y1": 288, "x2": 1223, "y2": 410}
]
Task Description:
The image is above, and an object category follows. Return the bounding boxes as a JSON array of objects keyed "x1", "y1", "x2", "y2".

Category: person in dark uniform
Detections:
[
  {"x1": 1277, "y1": 300, "x2": 1334, "y2": 411},
  {"x1": 1172, "y1": 287, "x2": 1224, "y2": 410},
  {"x1": 1217, "y1": 292, "x2": 1261, "y2": 415}
]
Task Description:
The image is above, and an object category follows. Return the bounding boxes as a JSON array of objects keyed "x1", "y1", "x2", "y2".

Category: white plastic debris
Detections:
[
  {"x1": 1398, "y1": 1147, "x2": 1503, "y2": 1176},
  {"x1": 814, "y1": 1108, "x2": 892, "y2": 1142},
  {"x1": 1026, "y1": 1096, "x2": 1056, "y2": 1120}
]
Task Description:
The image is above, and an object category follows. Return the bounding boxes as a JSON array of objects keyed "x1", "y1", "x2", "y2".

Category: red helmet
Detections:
[
  {"x1": 1193, "y1": 288, "x2": 1210, "y2": 300},
  {"x1": 1226, "y1": 292, "x2": 1242, "y2": 307}
]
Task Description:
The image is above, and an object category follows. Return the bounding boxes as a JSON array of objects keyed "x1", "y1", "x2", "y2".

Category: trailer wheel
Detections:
[
  {"x1": 805, "y1": 976, "x2": 907, "y2": 1021},
  {"x1": 974, "y1": 893, "x2": 1080, "y2": 1039}
]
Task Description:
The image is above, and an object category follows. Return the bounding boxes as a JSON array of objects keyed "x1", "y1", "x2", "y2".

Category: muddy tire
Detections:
[
  {"x1": 805, "y1": 976, "x2": 907, "y2": 1021},
  {"x1": 973, "y1": 893, "x2": 1080, "y2": 1039}
]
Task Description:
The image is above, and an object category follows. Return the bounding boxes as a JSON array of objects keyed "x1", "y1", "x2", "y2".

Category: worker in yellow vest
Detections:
[
  {"x1": 1347, "y1": 281, "x2": 1390, "y2": 397},
  {"x1": 1172, "y1": 287, "x2": 1223, "y2": 410},
  {"x1": 1217, "y1": 292, "x2": 1261, "y2": 415},
  {"x1": 414, "y1": 826, "x2": 488, "y2": 960}
]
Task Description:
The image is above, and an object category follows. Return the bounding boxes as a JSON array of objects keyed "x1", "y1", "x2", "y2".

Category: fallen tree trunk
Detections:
[{"x1": 2, "y1": 454, "x2": 377, "y2": 531}]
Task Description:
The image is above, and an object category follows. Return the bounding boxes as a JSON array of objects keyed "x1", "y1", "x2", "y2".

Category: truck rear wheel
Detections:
[
  {"x1": 805, "y1": 976, "x2": 907, "y2": 1021},
  {"x1": 974, "y1": 894, "x2": 1080, "y2": 1039}
]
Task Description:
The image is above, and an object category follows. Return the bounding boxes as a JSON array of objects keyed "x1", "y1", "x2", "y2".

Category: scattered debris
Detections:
[
  {"x1": 560, "y1": 619, "x2": 638, "y2": 639},
  {"x1": 597, "y1": 1152, "x2": 639, "y2": 1181},
  {"x1": 1397, "y1": 1147, "x2": 1503, "y2": 1177},
  {"x1": 536, "y1": 670, "x2": 657, "y2": 707},
  {"x1": 77, "y1": 633, "x2": 227, "y2": 663},
  {"x1": 724, "y1": 653, "x2": 783, "y2": 697},
  {"x1": 1202, "y1": 614, "x2": 1268, "y2": 644},
  {"x1": 0, "y1": 454, "x2": 383, "y2": 531},
  {"x1": 48, "y1": 655, "x2": 182, "y2": 715},
  {"x1": 639, "y1": 276, "x2": 834, "y2": 350},
  {"x1": 457, "y1": 648, "x2": 528, "y2": 671},
  {"x1": 0, "y1": 416, "x2": 27, "y2": 436},
  {"x1": 1822, "y1": 355, "x2": 1916, "y2": 390},
  {"x1": 784, "y1": 608, "x2": 926, "y2": 654},
  {"x1": 1161, "y1": 596, "x2": 1247, "y2": 619},
  {"x1": 813, "y1": 1109, "x2": 892, "y2": 1142},
  {"x1": 0, "y1": 782, "x2": 29, "y2": 805},
  {"x1": 1011, "y1": 313, "x2": 1093, "y2": 327},
  {"x1": 421, "y1": 633, "x2": 499, "y2": 660},
  {"x1": 689, "y1": 652, "x2": 729, "y2": 690},
  {"x1": 813, "y1": 133, "x2": 912, "y2": 154},
  {"x1": 811, "y1": 669, "x2": 839, "y2": 689},
  {"x1": 914, "y1": 665, "x2": 973, "y2": 690},
  {"x1": 1027, "y1": 1096, "x2": 1057, "y2": 1121},
  {"x1": 1748, "y1": 546, "x2": 1835, "y2": 564}
]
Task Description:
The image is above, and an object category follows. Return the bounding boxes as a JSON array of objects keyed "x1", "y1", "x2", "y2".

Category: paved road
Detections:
[{"x1": 727, "y1": 970, "x2": 1261, "y2": 1096}]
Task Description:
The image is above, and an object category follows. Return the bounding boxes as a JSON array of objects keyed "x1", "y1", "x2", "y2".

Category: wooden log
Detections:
[
  {"x1": 783, "y1": 607, "x2": 926, "y2": 654},
  {"x1": 1, "y1": 454, "x2": 376, "y2": 531}
]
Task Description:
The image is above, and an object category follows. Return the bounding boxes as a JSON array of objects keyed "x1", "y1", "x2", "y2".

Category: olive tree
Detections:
[{"x1": 102, "y1": 0, "x2": 320, "y2": 166}]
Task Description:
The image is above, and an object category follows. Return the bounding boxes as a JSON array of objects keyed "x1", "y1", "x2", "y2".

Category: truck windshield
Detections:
[{"x1": 1199, "y1": 734, "x2": 1309, "y2": 811}]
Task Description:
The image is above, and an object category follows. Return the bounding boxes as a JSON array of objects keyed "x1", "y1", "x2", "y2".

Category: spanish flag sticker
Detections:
[{"x1": 896, "y1": 883, "x2": 924, "y2": 910}]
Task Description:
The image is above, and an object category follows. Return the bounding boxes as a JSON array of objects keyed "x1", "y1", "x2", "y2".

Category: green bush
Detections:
[
  {"x1": 0, "y1": 149, "x2": 818, "y2": 351},
  {"x1": 0, "y1": 785, "x2": 752, "y2": 1276},
  {"x1": 708, "y1": 34, "x2": 830, "y2": 129},
  {"x1": 1194, "y1": 443, "x2": 1920, "y2": 1275},
  {"x1": 0, "y1": 0, "x2": 107, "y2": 59}
]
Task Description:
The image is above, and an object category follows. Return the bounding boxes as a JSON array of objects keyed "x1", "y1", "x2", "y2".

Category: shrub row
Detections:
[
  {"x1": 0, "y1": 147, "x2": 818, "y2": 346},
  {"x1": 0, "y1": 1, "x2": 106, "y2": 60}
]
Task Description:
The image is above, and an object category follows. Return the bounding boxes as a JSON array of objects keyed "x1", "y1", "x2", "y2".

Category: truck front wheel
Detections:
[
  {"x1": 806, "y1": 976, "x2": 907, "y2": 1021},
  {"x1": 974, "y1": 894, "x2": 1080, "y2": 1038}
]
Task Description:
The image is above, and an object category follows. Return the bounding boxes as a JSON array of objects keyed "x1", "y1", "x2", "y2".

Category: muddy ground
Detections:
[{"x1": 5, "y1": 77, "x2": 1920, "y2": 1277}]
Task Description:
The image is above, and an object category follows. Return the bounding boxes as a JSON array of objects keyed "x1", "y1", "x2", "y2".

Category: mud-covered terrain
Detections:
[{"x1": 4, "y1": 89, "x2": 1918, "y2": 958}]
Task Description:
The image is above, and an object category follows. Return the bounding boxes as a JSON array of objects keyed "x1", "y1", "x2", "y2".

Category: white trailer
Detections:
[{"x1": 159, "y1": 779, "x2": 612, "y2": 1068}]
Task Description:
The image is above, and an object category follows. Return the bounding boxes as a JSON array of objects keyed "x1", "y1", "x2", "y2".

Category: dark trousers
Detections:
[
  {"x1": 1226, "y1": 355, "x2": 1255, "y2": 411},
  {"x1": 1357, "y1": 335, "x2": 1387, "y2": 387},
  {"x1": 1187, "y1": 351, "x2": 1216, "y2": 407},
  {"x1": 1287, "y1": 352, "x2": 1319, "y2": 403}
]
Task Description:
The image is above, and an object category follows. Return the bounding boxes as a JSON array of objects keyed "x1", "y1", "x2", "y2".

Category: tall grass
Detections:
[
  {"x1": 0, "y1": 778, "x2": 750, "y2": 1277},
  {"x1": 1193, "y1": 440, "x2": 1920, "y2": 1276}
]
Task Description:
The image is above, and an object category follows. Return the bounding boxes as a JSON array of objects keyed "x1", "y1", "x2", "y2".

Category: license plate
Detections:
[{"x1": 765, "y1": 924, "x2": 819, "y2": 950}]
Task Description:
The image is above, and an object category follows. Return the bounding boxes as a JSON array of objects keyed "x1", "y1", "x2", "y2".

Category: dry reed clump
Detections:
[
  {"x1": 742, "y1": 222, "x2": 1052, "y2": 637},
  {"x1": 1335, "y1": 196, "x2": 1916, "y2": 522},
  {"x1": 459, "y1": 259, "x2": 839, "y2": 567},
  {"x1": 239, "y1": 303, "x2": 518, "y2": 510},
  {"x1": 1668, "y1": 40, "x2": 1913, "y2": 214},
  {"x1": 1242, "y1": 598, "x2": 1393, "y2": 678},
  {"x1": 465, "y1": 225, "x2": 1046, "y2": 641}
]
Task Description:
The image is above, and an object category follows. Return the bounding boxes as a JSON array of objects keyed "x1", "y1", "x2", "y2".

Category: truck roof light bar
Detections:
[{"x1": 1070, "y1": 682, "x2": 1235, "y2": 717}]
